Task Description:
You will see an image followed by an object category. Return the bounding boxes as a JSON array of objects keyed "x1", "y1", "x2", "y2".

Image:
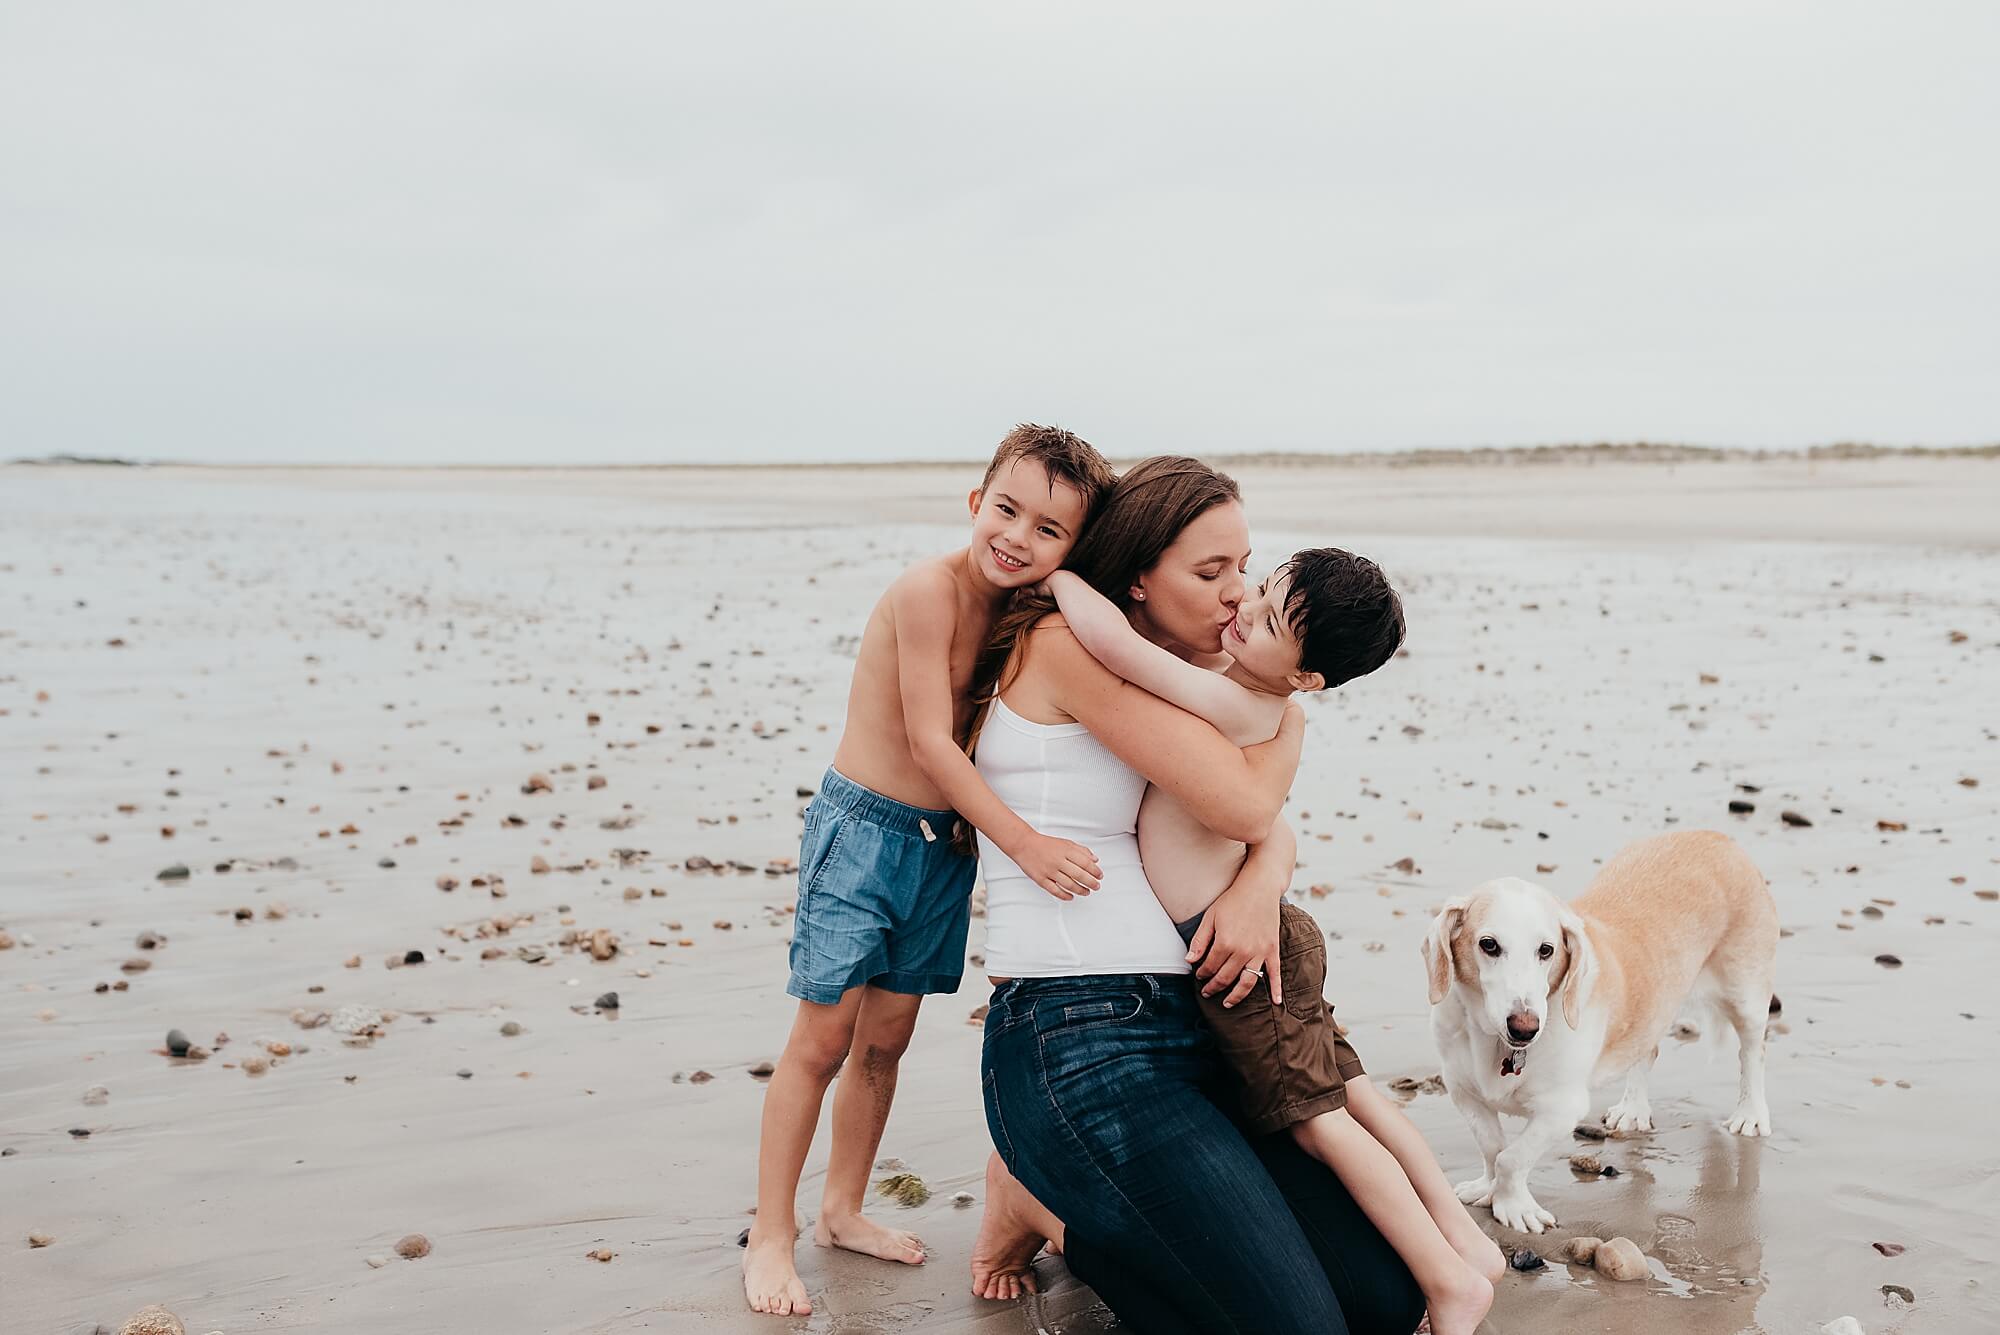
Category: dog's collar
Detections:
[{"x1": 1501, "y1": 1044, "x2": 1528, "y2": 1077}]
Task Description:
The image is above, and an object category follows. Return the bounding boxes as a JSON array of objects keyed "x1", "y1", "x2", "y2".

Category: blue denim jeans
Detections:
[{"x1": 982, "y1": 974, "x2": 1424, "y2": 1335}]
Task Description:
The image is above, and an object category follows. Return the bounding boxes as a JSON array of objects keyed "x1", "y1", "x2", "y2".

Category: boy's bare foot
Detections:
[
  {"x1": 742, "y1": 1228, "x2": 812, "y2": 1316},
  {"x1": 813, "y1": 1210, "x2": 926, "y2": 1266},
  {"x1": 970, "y1": 1153, "x2": 1057, "y2": 1300},
  {"x1": 1423, "y1": 1266, "x2": 1494, "y2": 1335}
]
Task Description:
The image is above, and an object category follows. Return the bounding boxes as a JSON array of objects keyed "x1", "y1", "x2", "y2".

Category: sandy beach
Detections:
[{"x1": 3, "y1": 453, "x2": 1996, "y2": 1334}]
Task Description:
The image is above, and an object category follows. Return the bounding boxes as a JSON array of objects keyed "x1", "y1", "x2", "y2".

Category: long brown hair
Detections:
[{"x1": 958, "y1": 453, "x2": 1242, "y2": 770}]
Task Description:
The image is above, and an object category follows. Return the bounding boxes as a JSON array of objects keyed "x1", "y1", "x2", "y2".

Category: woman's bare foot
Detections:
[
  {"x1": 1422, "y1": 1265, "x2": 1494, "y2": 1335},
  {"x1": 813, "y1": 1210, "x2": 926, "y2": 1265},
  {"x1": 969, "y1": 1153, "x2": 1061, "y2": 1300},
  {"x1": 742, "y1": 1226, "x2": 812, "y2": 1317}
]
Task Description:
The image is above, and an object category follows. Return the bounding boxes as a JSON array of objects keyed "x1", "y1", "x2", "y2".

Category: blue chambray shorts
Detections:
[{"x1": 786, "y1": 767, "x2": 977, "y2": 1006}]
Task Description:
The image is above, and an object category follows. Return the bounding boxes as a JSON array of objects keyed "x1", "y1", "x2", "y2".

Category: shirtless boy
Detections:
[
  {"x1": 1043, "y1": 550, "x2": 1505, "y2": 1335},
  {"x1": 742, "y1": 425, "x2": 1116, "y2": 1317}
]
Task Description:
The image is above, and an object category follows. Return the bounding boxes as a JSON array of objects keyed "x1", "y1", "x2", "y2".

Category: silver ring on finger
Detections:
[{"x1": 1242, "y1": 968, "x2": 1263, "y2": 979}]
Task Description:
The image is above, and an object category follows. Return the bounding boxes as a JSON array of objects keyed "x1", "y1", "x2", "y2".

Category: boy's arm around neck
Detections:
[
  {"x1": 890, "y1": 572, "x2": 1102, "y2": 897},
  {"x1": 1047, "y1": 571, "x2": 1266, "y2": 739}
]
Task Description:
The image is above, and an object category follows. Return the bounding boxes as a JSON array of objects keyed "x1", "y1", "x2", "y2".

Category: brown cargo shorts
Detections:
[{"x1": 1197, "y1": 900, "x2": 1365, "y2": 1136}]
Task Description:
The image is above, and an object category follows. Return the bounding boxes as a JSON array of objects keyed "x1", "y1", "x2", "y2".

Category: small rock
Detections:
[
  {"x1": 952, "y1": 1191, "x2": 976, "y2": 1207},
  {"x1": 67, "y1": 1127, "x2": 91, "y2": 1139},
  {"x1": 1568, "y1": 1153, "x2": 1604, "y2": 1176},
  {"x1": 366, "y1": 1252, "x2": 391, "y2": 1268},
  {"x1": 530, "y1": 855, "x2": 551, "y2": 874},
  {"x1": 1561, "y1": 1236, "x2": 1602, "y2": 1266},
  {"x1": 1781, "y1": 810, "x2": 1813, "y2": 827},
  {"x1": 1874, "y1": 954, "x2": 1902, "y2": 969},
  {"x1": 1509, "y1": 1247, "x2": 1545, "y2": 1271},
  {"x1": 1871, "y1": 1241, "x2": 1904, "y2": 1257},
  {"x1": 82, "y1": 1085, "x2": 109, "y2": 1106},
  {"x1": 749, "y1": 1061, "x2": 775, "y2": 1080},
  {"x1": 28, "y1": 1232, "x2": 53, "y2": 1247},
  {"x1": 1572, "y1": 1122, "x2": 1609, "y2": 1141},
  {"x1": 117, "y1": 1308, "x2": 185, "y2": 1335},
  {"x1": 395, "y1": 1233, "x2": 431, "y2": 1259},
  {"x1": 436, "y1": 876, "x2": 459, "y2": 892},
  {"x1": 136, "y1": 931, "x2": 164, "y2": 950},
  {"x1": 587, "y1": 774, "x2": 607, "y2": 790},
  {"x1": 121, "y1": 957, "x2": 152, "y2": 973},
  {"x1": 1881, "y1": 1284, "x2": 1915, "y2": 1305},
  {"x1": 595, "y1": 991, "x2": 619, "y2": 1010},
  {"x1": 165, "y1": 1029, "x2": 191, "y2": 1057},
  {"x1": 876, "y1": 1173, "x2": 930, "y2": 1207},
  {"x1": 522, "y1": 773, "x2": 552, "y2": 794},
  {"x1": 1593, "y1": 1236, "x2": 1647, "y2": 1281},
  {"x1": 241, "y1": 1055, "x2": 269, "y2": 1075},
  {"x1": 585, "y1": 1247, "x2": 616, "y2": 1262},
  {"x1": 156, "y1": 864, "x2": 190, "y2": 881},
  {"x1": 1728, "y1": 799, "x2": 1755, "y2": 814},
  {"x1": 403, "y1": 949, "x2": 425, "y2": 965},
  {"x1": 1876, "y1": 820, "x2": 1906, "y2": 833},
  {"x1": 500, "y1": 1021, "x2": 522, "y2": 1037},
  {"x1": 687, "y1": 1069, "x2": 713, "y2": 1083}
]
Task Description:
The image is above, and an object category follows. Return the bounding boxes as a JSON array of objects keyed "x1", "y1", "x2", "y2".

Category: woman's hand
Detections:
[
  {"x1": 1185, "y1": 880, "x2": 1284, "y2": 1009},
  {"x1": 1185, "y1": 816, "x2": 1296, "y2": 1006}
]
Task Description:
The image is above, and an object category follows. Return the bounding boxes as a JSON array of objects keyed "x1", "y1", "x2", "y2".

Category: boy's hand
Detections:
[
  {"x1": 1014, "y1": 832, "x2": 1102, "y2": 901},
  {"x1": 1187, "y1": 893, "x2": 1284, "y2": 1009}
]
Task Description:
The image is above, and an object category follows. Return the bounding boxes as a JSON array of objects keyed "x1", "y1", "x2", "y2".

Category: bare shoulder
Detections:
[{"x1": 885, "y1": 554, "x2": 964, "y2": 626}]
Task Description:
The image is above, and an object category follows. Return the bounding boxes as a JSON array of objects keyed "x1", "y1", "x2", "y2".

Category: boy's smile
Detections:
[{"x1": 967, "y1": 456, "x2": 1088, "y2": 590}]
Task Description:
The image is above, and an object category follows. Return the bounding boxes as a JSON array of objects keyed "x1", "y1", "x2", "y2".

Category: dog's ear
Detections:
[
  {"x1": 1422, "y1": 898, "x2": 1469, "y2": 1005},
  {"x1": 1553, "y1": 905, "x2": 1597, "y2": 1029}
]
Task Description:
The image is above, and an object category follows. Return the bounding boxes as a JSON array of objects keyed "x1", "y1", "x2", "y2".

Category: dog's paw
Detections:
[
  {"x1": 1604, "y1": 1102, "x2": 1654, "y2": 1134},
  {"x1": 1453, "y1": 1175, "x2": 1495, "y2": 1207},
  {"x1": 1489, "y1": 1188, "x2": 1555, "y2": 1234},
  {"x1": 1725, "y1": 1103, "x2": 1772, "y2": 1137}
]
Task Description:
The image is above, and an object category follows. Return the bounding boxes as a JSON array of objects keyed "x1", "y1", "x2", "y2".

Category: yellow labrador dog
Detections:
[{"x1": 1423, "y1": 830, "x2": 1777, "y2": 1233}]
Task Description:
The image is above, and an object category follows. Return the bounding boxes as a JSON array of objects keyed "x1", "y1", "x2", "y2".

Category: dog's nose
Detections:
[{"x1": 1505, "y1": 1012, "x2": 1541, "y2": 1044}]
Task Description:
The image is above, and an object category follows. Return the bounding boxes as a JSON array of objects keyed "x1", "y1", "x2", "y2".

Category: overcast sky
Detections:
[{"x1": 2, "y1": 3, "x2": 1994, "y2": 465}]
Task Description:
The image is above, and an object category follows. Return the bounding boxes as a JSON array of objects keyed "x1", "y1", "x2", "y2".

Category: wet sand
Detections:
[{"x1": 3, "y1": 455, "x2": 1995, "y2": 1334}]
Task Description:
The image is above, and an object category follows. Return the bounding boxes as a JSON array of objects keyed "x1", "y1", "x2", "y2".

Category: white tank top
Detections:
[{"x1": 974, "y1": 697, "x2": 1192, "y2": 977}]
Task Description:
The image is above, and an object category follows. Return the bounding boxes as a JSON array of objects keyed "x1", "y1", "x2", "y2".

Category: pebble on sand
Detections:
[
  {"x1": 586, "y1": 1247, "x2": 616, "y2": 1262},
  {"x1": 157, "y1": 864, "x2": 190, "y2": 880},
  {"x1": 1872, "y1": 1241, "x2": 1904, "y2": 1256},
  {"x1": 83, "y1": 1085, "x2": 109, "y2": 1106},
  {"x1": 1593, "y1": 1236, "x2": 1648, "y2": 1281},
  {"x1": 1781, "y1": 810, "x2": 1813, "y2": 827},
  {"x1": 395, "y1": 1233, "x2": 431, "y2": 1259},
  {"x1": 500, "y1": 1021, "x2": 522, "y2": 1036},
  {"x1": 594, "y1": 991, "x2": 619, "y2": 1010},
  {"x1": 165, "y1": 1029, "x2": 191, "y2": 1057},
  {"x1": 1509, "y1": 1247, "x2": 1546, "y2": 1271},
  {"x1": 117, "y1": 1307, "x2": 186, "y2": 1335},
  {"x1": 1561, "y1": 1236, "x2": 1602, "y2": 1266},
  {"x1": 28, "y1": 1232, "x2": 53, "y2": 1247},
  {"x1": 1875, "y1": 954, "x2": 1903, "y2": 968},
  {"x1": 748, "y1": 1060, "x2": 775, "y2": 1080}
]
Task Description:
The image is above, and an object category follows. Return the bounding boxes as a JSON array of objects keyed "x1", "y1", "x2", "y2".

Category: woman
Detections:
[{"x1": 967, "y1": 458, "x2": 1426, "y2": 1334}]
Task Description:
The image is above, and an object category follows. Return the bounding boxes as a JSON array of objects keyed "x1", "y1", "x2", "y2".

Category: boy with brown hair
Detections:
[{"x1": 743, "y1": 425, "x2": 1116, "y2": 1318}]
